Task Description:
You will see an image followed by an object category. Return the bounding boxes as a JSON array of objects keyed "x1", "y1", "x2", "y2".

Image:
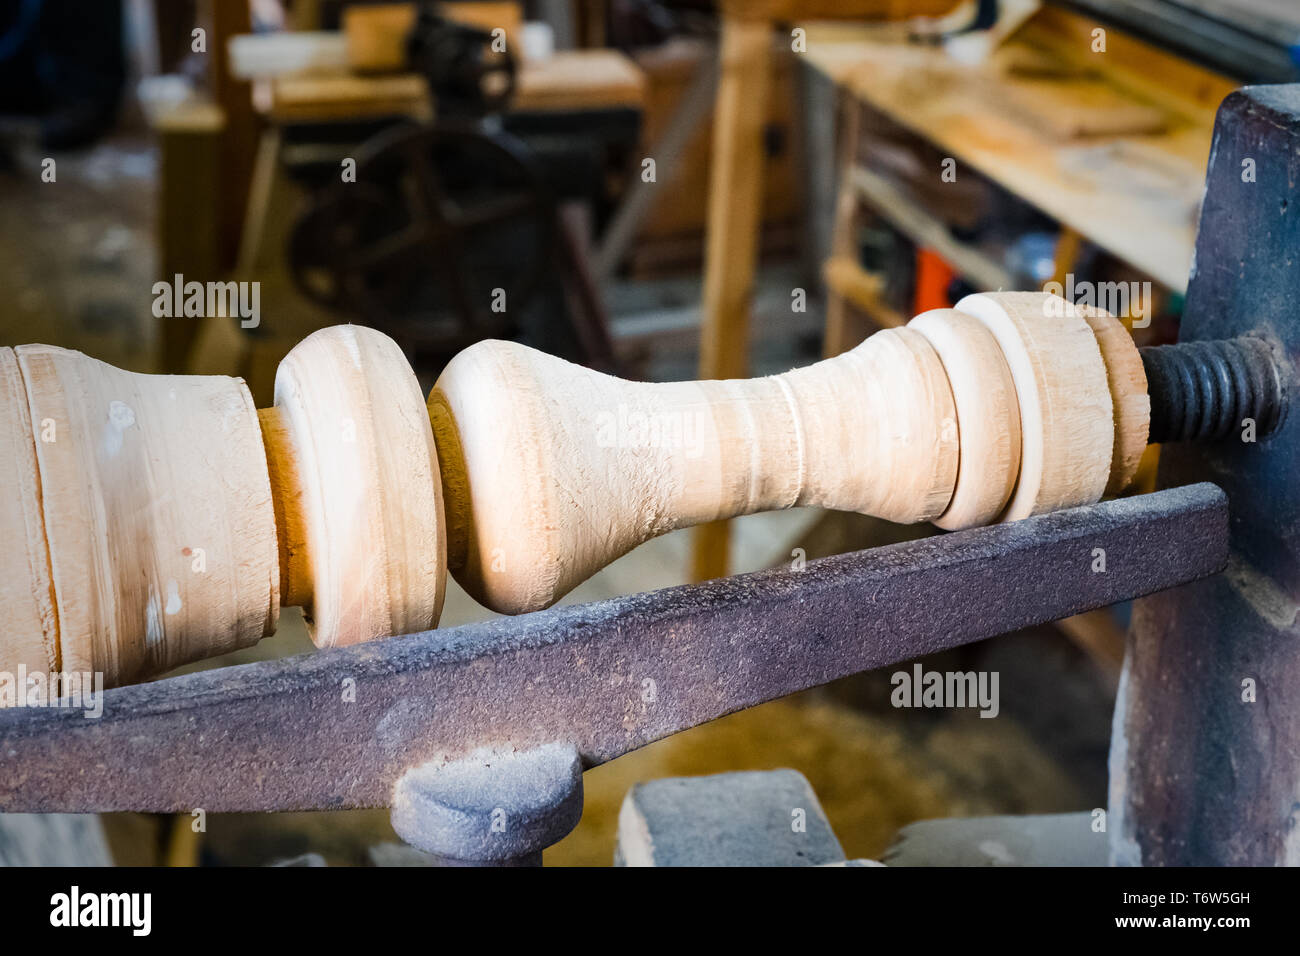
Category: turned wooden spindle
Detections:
[
  {"x1": 0, "y1": 292, "x2": 1148, "y2": 690},
  {"x1": 257, "y1": 325, "x2": 445, "y2": 651},
  {"x1": 0, "y1": 325, "x2": 444, "y2": 690},
  {"x1": 430, "y1": 292, "x2": 1148, "y2": 615}
]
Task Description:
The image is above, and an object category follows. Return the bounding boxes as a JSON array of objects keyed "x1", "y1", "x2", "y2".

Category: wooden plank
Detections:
[
  {"x1": 344, "y1": 2, "x2": 416, "y2": 73},
  {"x1": 268, "y1": 72, "x2": 429, "y2": 122},
  {"x1": 154, "y1": 101, "x2": 224, "y2": 372},
  {"x1": 265, "y1": 50, "x2": 641, "y2": 121},
  {"x1": 1023, "y1": 6, "x2": 1236, "y2": 125},
  {"x1": 822, "y1": 93, "x2": 869, "y2": 357},
  {"x1": 721, "y1": 0, "x2": 960, "y2": 21},
  {"x1": 994, "y1": 77, "x2": 1169, "y2": 139},
  {"x1": 513, "y1": 50, "x2": 645, "y2": 110},
  {"x1": 799, "y1": 11, "x2": 1217, "y2": 291},
  {"x1": 207, "y1": 0, "x2": 257, "y2": 270},
  {"x1": 690, "y1": 17, "x2": 773, "y2": 584}
]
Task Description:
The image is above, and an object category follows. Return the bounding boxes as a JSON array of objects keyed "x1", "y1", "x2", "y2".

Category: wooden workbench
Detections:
[
  {"x1": 264, "y1": 49, "x2": 645, "y2": 121},
  {"x1": 800, "y1": 7, "x2": 1237, "y2": 294}
]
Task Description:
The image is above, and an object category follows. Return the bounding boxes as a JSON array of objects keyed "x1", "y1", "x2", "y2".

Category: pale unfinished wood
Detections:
[
  {"x1": 429, "y1": 329, "x2": 959, "y2": 615},
  {"x1": 0, "y1": 349, "x2": 59, "y2": 690},
  {"x1": 271, "y1": 326, "x2": 445, "y2": 648},
  {"x1": 799, "y1": 14, "x2": 1215, "y2": 291},
  {"x1": 343, "y1": 2, "x2": 417, "y2": 74},
  {"x1": 908, "y1": 309, "x2": 1021, "y2": 530},
  {"x1": 15, "y1": 345, "x2": 279, "y2": 686},
  {"x1": 954, "y1": 292, "x2": 1114, "y2": 521},
  {"x1": 258, "y1": 406, "x2": 312, "y2": 609},
  {"x1": 1076, "y1": 305, "x2": 1149, "y2": 496},
  {"x1": 513, "y1": 50, "x2": 646, "y2": 111}
]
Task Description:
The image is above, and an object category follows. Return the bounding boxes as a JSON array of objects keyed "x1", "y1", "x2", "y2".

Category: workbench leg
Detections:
[
  {"x1": 690, "y1": 16, "x2": 772, "y2": 583},
  {"x1": 236, "y1": 127, "x2": 282, "y2": 276},
  {"x1": 1050, "y1": 225, "x2": 1082, "y2": 291},
  {"x1": 821, "y1": 94, "x2": 868, "y2": 358}
]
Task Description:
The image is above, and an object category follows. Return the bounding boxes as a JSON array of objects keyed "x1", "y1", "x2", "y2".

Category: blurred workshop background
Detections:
[{"x1": 1, "y1": 0, "x2": 1297, "y2": 866}]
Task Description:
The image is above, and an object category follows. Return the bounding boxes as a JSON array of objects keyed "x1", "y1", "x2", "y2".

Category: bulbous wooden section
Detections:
[
  {"x1": 266, "y1": 325, "x2": 446, "y2": 648},
  {"x1": 1, "y1": 345, "x2": 279, "y2": 687},
  {"x1": 429, "y1": 327, "x2": 960, "y2": 615}
]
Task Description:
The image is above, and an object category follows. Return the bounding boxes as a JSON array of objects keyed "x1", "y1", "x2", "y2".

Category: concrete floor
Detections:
[{"x1": 1, "y1": 128, "x2": 1116, "y2": 867}]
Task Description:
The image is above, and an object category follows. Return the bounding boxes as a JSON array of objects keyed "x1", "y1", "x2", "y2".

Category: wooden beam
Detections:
[
  {"x1": 720, "y1": 0, "x2": 960, "y2": 22},
  {"x1": 690, "y1": 17, "x2": 773, "y2": 583},
  {"x1": 207, "y1": 0, "x2": 257, "y2": 270}
]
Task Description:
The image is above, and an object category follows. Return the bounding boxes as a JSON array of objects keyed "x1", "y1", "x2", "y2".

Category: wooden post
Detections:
[
  {"x1": 207, "y1": 0, "x2": 257, "y2": 270},
  {"x1": 821, "y1": 94, "x2": 869, "y2": 358},
  {"x1": 690, "y1": 16, "x2": 773, "y2": 583}
]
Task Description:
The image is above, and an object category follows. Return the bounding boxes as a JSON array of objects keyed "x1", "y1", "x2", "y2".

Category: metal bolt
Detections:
[{"x1": 1140, "y1": 336, "x2": 1287, "y2": 443}]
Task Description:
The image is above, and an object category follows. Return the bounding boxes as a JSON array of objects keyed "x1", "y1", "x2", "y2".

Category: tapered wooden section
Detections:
[{"x1": 430, "y1": 328, "x2": 959, "y2": 614}]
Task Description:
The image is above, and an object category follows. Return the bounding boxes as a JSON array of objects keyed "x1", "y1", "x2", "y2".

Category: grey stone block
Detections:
[
  {"x1": 615, "y1": 769, "x2": 845, "y2": 867},
  {"x1": 882, "y1": 812, "x2": 1107, "y2": 867},
  {"x1": 0, "y1": 813, "x2": 112, "y2": 867}
]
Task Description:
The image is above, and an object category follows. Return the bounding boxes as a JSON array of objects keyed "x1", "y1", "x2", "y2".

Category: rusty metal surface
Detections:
[
  {"x1": 1111, "y1": 86, "x2": 1300, "y2": 866},
  {"x1": 0, "y1": 484, "x2": 1227, "y2": 814}
]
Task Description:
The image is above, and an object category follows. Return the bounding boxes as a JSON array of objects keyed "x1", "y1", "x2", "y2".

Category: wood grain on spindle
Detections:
[
  {"x1": 1076, "y1": 305, "x2": 1150, "y2": 496},
  {"x1": 429, "y1": 327, "x2": 959, "y2": 615},
  {"x1": 13, "y1": 345, "x2": 278, "y2": 686},
  {"x1": 908, "y1": 308, "x2": 1022, "y2": 530},
  {"x1": 0, "y1": 348, "x2": 59, "y2": 691},
  {"x1": 955, "y1": 292, "x2": 1115, "y2": 521},
  {"x1": 272, "y1": 325, "x2": 446, "y2": 648}
]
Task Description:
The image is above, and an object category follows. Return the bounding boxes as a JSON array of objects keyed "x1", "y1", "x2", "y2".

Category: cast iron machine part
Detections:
[
  {"x1": 406, "y1": 7, "x2": 517, "y2": 119},
  {"x1": 288, "y1": 3, "x2": 624, "y2": 370},
  {"x1": 288, "y1": 121, "x2": 555, "y2": 353},
  {"x1": 288, "y1": 5, "x2": 545, "y2": 356}
]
